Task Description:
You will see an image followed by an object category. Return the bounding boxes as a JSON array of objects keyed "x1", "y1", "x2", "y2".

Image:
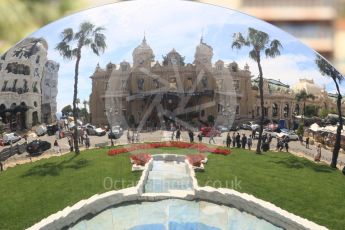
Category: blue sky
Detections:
[{"x1": 27, "y1": 0, "x2": 341, "y2": 112}]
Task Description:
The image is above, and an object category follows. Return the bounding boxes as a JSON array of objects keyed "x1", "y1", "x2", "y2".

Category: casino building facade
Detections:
[{"x1": 89, "y1": 37, "x2": 341, "y2": 129}]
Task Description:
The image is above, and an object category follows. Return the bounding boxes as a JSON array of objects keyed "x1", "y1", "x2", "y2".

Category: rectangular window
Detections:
[
  {"x1": 234, "y1": 80, "x2": 240, "y2": 91},
  {"x1": 121, "y1": 80, "x2": 127, "y2": 90},
  {"x1": 153, "y1": 79, "x2": 159, "y2": 89},
  {"x1": 137, "y1": 79, "x2": 144, "y2": 90},
  {"x1": 216, "y1": 79, "x2": 223, "y2": 90}
]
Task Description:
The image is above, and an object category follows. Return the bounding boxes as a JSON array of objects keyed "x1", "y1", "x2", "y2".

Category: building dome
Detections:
[
  {"x1": 132, "y1": 36, "x2": 154, "y2": 60},
  {"x1": 291, "y1": 79, "x2": 323, "y2": 95},
  {"x1": 163, "y1": 48, "x2": 184, "y2": 66},
  {"x1": 106, "y1": 62, "x2": 116, "y2": 71}
]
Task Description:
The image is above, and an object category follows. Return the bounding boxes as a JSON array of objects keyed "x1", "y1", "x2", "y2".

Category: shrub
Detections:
[
  {"x1": 130, "y1": 153, "x2": 151, "y2": 166},
  {"x1": 108, "y1": 141, "x2": 231, "y2": 156}
]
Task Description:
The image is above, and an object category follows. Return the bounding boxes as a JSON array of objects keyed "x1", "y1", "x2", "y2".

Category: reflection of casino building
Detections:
[
  {"x1": 0, "y1": 38, "x2": 59, "y2": 130},
  {"x1": 90, "y1": 37, "x2": 239, "y2": 128},
  {"x1": 89, "y1": 37, "x2": 340, "y2": 128}
]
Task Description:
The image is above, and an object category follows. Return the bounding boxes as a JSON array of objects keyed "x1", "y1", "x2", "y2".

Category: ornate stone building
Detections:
[
  {"x1": 89, "y1": 37, "x2": 341, "y2": 129},
  {"x1": 0, "y1": 37, "x2": 59, "y2": 130},
  {"x1": 42, "y1": 60, "x2": 59, "y2": 124},
  {"x1": 90, "y1": 37, "x2": 238, "y2": 129}
]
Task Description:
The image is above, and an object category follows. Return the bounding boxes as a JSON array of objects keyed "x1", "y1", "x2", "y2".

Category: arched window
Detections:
[
  {"x1": 294, "y1": 104, "x2": 300, "y2": 115},
  {"x1": 284, "y1": 103, "x2": 289, "y2": 117},
  {"x1": 137, "y1": 78, "x2": 144, "y2": 90},
  {"x1": 272, "y1": 103, "x2": 278, "y2": 117}
]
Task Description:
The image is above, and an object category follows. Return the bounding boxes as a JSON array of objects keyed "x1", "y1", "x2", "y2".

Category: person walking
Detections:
[
  {"x1": 135, "y1": 131, "x2": 140, "y2": 142},
  {"x1": 241, "y1": 134, "x2": 247, "y2": 149},
  {"x1": 236, "y1": 133, "x2": 241, "y2": 148},
  {"x1": 226, "y1": 132, "x2": 231, "y2": 148},
  {"x1": 176, "y1": 129, "x2": 181, "y2": 141},
  {"x1": 197, "y1": 132, "x2": 203, "y2": 143},
  {"x1": 284, "y1": 136, "x2": 289, "y2": 152},
  {"x1": 314, "y1": 143, "x2": 322, "y2": 162},
  {"x1": 232, "y1": 132, "x2": 236, "y2": 147},
  {"x1": 209, "y1": 128, "x2": 216, "y2": 144},
  {"x1": 68, "y1": 137, "x2": 73, "y2": 152},
  {"x1": 85, "y1": 134, "x2": 90, "y2": 149},
  {"x1": 54, "y1": 139, "x2": 60, "y2": 154},
  {"x1": 252, "y1": 129, "x2": 256, "y2": 139},
  {"x1": 188, "y1": 130, "x2": 194, "y2": 143},
  {"x1": 127, "y1": 130, "x2": 131, "y2": 143},
  {"x1": 298, "y1": 134, "x2": 303, "y2": 145},
  {"x1": 171, "y1": 130, "x2": 175, "y2": 141},
  {"x1": 305, "y1": 137, "x2": 310, "y2": 149},
  {"x1": 80, "y1": 129, "x2": 85, "y2": 146},
  {"x1": 267, "y1": 134, "x2": 272, "y2": 150},
  {"x1": 247, "y1": 135, "x2": 252, "y2": 150},
  {"x1": 276, "y1": 137, "x2": 281, "y2": 151},
  {"x1": 131, "y1": 130, "x2": 135, "y2": 143}
]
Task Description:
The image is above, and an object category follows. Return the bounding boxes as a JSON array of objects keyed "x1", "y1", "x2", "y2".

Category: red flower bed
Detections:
[
  {"x1": 108, "y1": 148, "x2": 129, "y2": 156},
  {"x1": 108, "y1": 141, "x2": 231, "y2": 156},
  {"x1": 211, "y1": 148, "x2": 231, "y2": 155},
  {"x1": 187, "y1": 154, "x2": 206, "y2": 167},
  {"x1": 130, "y1": 153, "x2": 152, "y2": 166}
]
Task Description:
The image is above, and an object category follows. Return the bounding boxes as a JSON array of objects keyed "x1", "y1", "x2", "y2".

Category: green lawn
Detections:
[
  {"x1": 0, "y1": 149, "x2": 141, "y2": 230},
  {"x1": 196, "y1": 150, "x2": 345, "y2": 230},
  {"x1": 0, "y1": 146, "x2": 344, "y2": 229}
]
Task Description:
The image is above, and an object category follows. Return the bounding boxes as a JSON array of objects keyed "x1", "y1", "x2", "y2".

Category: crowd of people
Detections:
[
  {"x1": 50, "y1": 121, "x2": 323, "y2": 163},
  {"x1": 174, "y1": 128, "x2": 296, "y2": 153},
  {"x1": 61, "y1": 131, "x2": 91, "y2": 153}
]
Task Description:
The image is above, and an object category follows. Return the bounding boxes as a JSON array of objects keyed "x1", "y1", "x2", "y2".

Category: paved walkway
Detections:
[{"x1": 2, "y1": 130, "x2": 345, "y2": 171}]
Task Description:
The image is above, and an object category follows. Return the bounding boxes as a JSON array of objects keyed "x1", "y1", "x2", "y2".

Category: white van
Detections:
[{"x1": 3, "y1": 133, "x2": 22, "y2": 145}]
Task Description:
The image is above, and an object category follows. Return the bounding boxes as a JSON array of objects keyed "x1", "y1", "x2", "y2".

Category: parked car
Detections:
[
  {"x1": 216, "y1": 125, "x2": 229, "y2": 133},
  {"x1": 240, "y1": 121, "x2": 259, "y2": 131},
  {"x1": 200, "y1": 127, "x2": 221, "y2": 137},
  {"x1": 228, "y1": 124, "x2": 239, "y2": 131},
  {"x1": 85, "y1": 124, "x2": 106, "y2": 136},
  {"x1": 36, "y1": 125, "x2": 47, "y2": 136},
  {"x1": 26, "y1": 140, "x2": 51, "y2": 156},
  {"x1": 108, "y1": 125, "x2": 123, "y2": 139},
  {"x1": 240, "y1": 122, "x2": 252, "y2": 130},
  {"x1": 262, "y1": 129, "x2": 278, "y2": 138},
  {"x1": 47, "y1": 124, "x2": 59, "y2": 136},
  {"x1": 3, "y1": 133, "x2": 22, "y2": 145},
  {"x1": 277, "y1": 131, "x2": 299, "y2": 141}
]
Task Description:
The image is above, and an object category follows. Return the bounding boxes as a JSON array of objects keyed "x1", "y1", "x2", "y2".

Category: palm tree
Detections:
[
  {"x1": 295, "y1": 89, "x2": 315, "y2": 122},
  {"x1": 56, "y1": 22, "x2": 106, "y2": 154},
  {"x1": 315, "y1": 55, "x2": 344, "y2": 169},
  {"x1": 232, "y1": 27, "x2": 282, "y2": 154}
]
